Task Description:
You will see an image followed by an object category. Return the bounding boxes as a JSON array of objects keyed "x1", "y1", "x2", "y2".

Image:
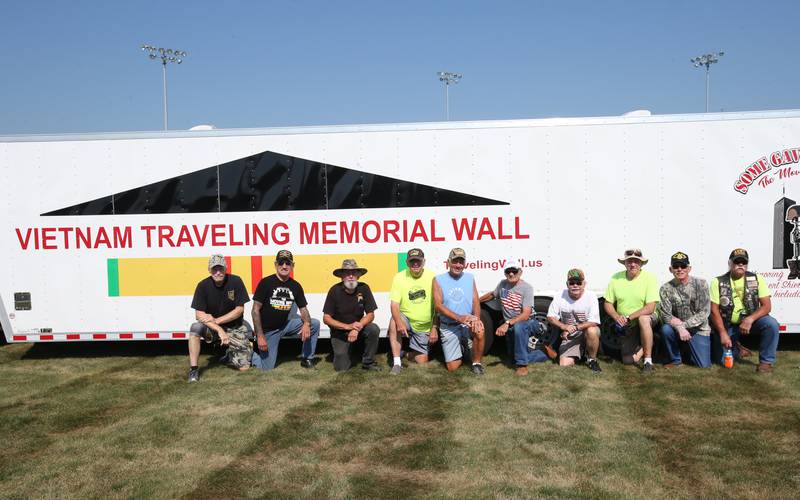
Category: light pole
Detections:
[
  {"x1": 142, "y1": 44, "x2": 188, "y2": 130},
  {"x1": 437, "y1": 71, "x2": 462, "y2": 121},
  {"x1": 690, "y1": 51, "x2": 724, "y2": 113}
]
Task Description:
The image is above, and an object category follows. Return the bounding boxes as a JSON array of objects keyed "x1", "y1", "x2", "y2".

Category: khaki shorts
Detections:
[{"x1": 559, "y1": 332, "x2": 584, "y2": 359}]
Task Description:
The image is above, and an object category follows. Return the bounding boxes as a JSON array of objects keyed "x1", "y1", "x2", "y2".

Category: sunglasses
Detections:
[
  {"x1": 504, "y1": 268, "x2": 519, "y2": 275},
  {"x1": 732, "y1": 258, "x2": 748, "y2": 265},
  {"x1": 568, "y1": 279, "x2": 583, "y2": 285},
  {"x1": 276, "y1": 259, "x2": 293, "y2": 266},
  {"x1": 672, "y1": 264, "x2": 688, "y2": 270},
  {"x1": 624, "y1": 249, "x2": 643, "y2": 257}
]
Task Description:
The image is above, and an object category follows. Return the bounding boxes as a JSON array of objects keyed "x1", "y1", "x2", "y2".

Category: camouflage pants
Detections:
[
  {"x1": 190, "y1": 322, "x2": 253, "y2": 369},
  {"x1": 223, "y1": 324, "x2": 253, "y2": 369}
]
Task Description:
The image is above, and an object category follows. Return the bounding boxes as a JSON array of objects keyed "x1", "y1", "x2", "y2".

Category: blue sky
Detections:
[{"x1": 2, "y1": 1, "x2": 798, "y2": 134}]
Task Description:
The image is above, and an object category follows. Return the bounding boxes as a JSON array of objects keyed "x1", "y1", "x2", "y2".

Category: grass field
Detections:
[{"x1": 1, "y1": 338, "x2": 799, "y2": 499}]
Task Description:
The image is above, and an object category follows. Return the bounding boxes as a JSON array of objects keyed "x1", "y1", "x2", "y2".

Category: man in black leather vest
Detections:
[{"x1": 709, "y1": 248, "x2": 780, "y2": 373}]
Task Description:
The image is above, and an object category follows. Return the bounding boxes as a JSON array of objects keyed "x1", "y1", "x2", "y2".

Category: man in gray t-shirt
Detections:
[{"x1": 479, "y1": 257, "x2": 553, "y2": 376}]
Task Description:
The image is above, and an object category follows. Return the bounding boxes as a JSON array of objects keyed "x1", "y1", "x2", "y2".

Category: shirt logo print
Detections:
[{"x1": 270, "y1": 287, "x2": 295, "y2": 311}]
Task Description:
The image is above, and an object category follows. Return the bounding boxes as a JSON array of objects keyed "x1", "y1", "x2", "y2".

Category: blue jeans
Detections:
[
  {"x1": 506, "y1": 318, "x2": 549, "y2": 366},
  {"x1": 711, "y1": 315, "x2": 780, "y2": 365},
  {"x1": 251, "y1": 317, "x2": 320, "y2": 371},
  {"x1": 661, "y1": 324, "x2": 711, "y2": 368}
]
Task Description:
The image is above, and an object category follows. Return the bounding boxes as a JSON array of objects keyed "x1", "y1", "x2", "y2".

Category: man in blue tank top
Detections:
[{"x1": 432, "y1": 247, "x2": 485, "y2": 374}]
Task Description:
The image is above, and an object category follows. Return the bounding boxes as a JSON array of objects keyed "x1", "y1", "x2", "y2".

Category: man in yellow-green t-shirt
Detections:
[
  {"x1": 388, "y1": 248, "x2": 437, "y2": 375},
  {"x1": 603, "y1": 248, "x2": 660, "y2": 374},
  {"x1": 709, "y1": 248, "x2": 780, "y2": 373}
]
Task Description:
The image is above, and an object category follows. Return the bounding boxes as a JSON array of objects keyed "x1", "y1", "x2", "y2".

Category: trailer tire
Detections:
[
  {"x1": 598, "y1": 298, "x2": 622, "y2": 356},
  {"x1": 479, "y1": 308, "x2": 495, "y2": 355},
  {"x1": 534, "y1": 297, "x2": 558, "y2": 345}
]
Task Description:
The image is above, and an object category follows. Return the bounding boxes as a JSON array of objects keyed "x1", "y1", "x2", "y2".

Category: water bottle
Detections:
[{"x1": 723, "y1": 348, "x2": 734, "y2": 369}]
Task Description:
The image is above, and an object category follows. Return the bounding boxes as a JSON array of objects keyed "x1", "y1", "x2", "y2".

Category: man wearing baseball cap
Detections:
[
  {"x1": 479, "y1": 256, "x2": 551, "y2": 376},
  {"x1": 603, "y1": 248, "x2": 660, "y2": 374},
  {"x1": 658, "y1": 252, "x2": 712, "y2": 368},
  {"x1": 709, "y1": 248, "x2": 780, "y2": 373},
  {"x1": 322, "y1": 259, "x2": 381, "y2": 372},
  {"x1": 388, "y1": 248, "x2": 437, "y2": 375},
  {"x1": 433, "y1": 248, "x2": 485, "y2": 374},
  {"x1": 187, "y1": 254, "x2": 252, "y2": 382},
  {"x1": 251, "y1": 250, "x2": 320, "y2": 371},
  {"x1": 547, "y1": 268, "x2": 602, "y2": 372}
]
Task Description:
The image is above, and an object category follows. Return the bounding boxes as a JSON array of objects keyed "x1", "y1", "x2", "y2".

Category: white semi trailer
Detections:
[{"x1": 2, "y1": 109, "x2": 799, "y2": 352}]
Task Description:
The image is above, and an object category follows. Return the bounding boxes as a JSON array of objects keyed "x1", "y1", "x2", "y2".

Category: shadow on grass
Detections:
[{"x1": 185, "y1": 369, "x2": 469, "y2": 499}]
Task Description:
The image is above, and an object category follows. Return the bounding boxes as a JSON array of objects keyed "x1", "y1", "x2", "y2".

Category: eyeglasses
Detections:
[
  {"x1": 672, "y1": 264, "x2": 688, "y2": 270},
  {"x1": 504, "y1": 269, "x2": 519, "y2": 275},
  {"x1": 568, "y1": 280, "x2": 583, "y2": 286},
  {"x1": 276, "y1": 259, "x2": 293, "y2": 266},
  {"x1": 624, "y1": 249, "x2": 643, "y2": 257},
  {"x1": 210, "y1": 267, "x2": 226, "y2": 275}
]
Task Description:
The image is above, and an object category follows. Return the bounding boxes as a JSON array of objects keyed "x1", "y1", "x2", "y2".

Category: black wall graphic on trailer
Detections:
[{"x1": 43, "y1": 150, "x2": 507, "y2": 216}]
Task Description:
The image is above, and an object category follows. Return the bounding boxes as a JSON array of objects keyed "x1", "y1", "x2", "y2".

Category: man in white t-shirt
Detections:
[{"x1": 546, "y1": 268, "x2": 602, "y2": 372}]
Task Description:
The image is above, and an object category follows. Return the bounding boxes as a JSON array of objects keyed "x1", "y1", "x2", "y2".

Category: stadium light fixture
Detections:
[
  {"x1": 690, "y1": 51, "x2": 724, "y2": 113},
  {"x1": 142, "y1": 44, "x2": 189, "y2": 130},
  {"x1": 437, "y1": 71, "x2": 462, "y2": 121}
]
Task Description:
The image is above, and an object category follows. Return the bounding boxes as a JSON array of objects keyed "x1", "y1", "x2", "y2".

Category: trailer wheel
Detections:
[
  {"x1": 479, "y1": 308, "x2": 495, "y2": 355},
  {"x1": 534, "y1": 297, "x2": 558, "y2": 345},
  {"x1": 598, "y1": 298, "x2": 622, "y2": 355}
]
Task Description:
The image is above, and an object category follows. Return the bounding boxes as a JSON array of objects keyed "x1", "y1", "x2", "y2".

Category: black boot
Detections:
[{"x1": 787, "y1": 259, "x2": 799, "y2": 280}]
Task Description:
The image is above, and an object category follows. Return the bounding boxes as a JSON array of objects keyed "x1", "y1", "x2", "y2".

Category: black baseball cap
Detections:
[
  {"x1": 406, "y1": 248, "x2": 424, "y2": 261},
  {"x1": 670, "y1": 251, "x2": 690, "y2": 267},
  {"x1": 275, "y1": 249, "x2": 294, "y2": 262},
  {"x1": 729, "y1": 248, "x2": 749, "y2": 263}
]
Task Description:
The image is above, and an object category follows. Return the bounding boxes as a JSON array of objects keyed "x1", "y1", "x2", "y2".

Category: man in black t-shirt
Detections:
[
  {"x1": 188, "y1": 254, "x2": 252, "y2": 382},
  {"x1": 251, "y1": 249, "x2": 320, "y2": 371},
  {"x1": 322, "y1": 259, "x2": 381, "y2": 372}
]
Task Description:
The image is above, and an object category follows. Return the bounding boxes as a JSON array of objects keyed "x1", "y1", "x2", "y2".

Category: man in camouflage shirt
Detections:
[{"x1": 658, "y1": 252, "x2": 711, "y2": 368}]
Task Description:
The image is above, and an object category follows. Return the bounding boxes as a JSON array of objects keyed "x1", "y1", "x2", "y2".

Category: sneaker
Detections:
[
  {"x1": 587, "y1": 359, "x2": 602, "y2": 373},
  {"x1": 756, "y1": 362, "x2": 774, "y2": 374},
  {"x1": 188, "y1": 368, "x2": 199, "y2": 383},
  {"x1": 515, "y1": 365, "x2": 529, "y2": 376},
  {"x1": 471, "y1": 363, "x2": 485, "y2": 375},
  {"x1": 300, "y1": 358, "x2": 316, "y2": 369},
  {"x1": 390, "y1": 364, "x2": 403, "y2": 375},
  {"x1": 642, "y1": 362, "x2": 654, "y2": 375},
  {"x1": 362, "y1": 363, "x2": 382, "y2": 372}
]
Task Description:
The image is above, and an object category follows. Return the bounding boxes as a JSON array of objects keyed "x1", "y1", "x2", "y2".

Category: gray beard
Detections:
[{"x1": 343, "y1": 281, "x2": 358, "y2": 291}]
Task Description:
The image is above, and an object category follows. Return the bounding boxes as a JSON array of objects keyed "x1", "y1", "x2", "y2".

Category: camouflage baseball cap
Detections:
[
  {"x1": 567, "y1": 268, "x2": 585, "y2": 281},
  {"x1": 208, "y1": 254, "x2": 227, "y2": 271},
  {"x1": 670, "y1": 251, "x2": 690, "y2": 267},
  {"x1": 448, "y1": 247, "x2": 466, "y2": 261},
  {"x1": 406, "y1": 248, "x2": 425, "y2": 261},
  {"x1": 275, "y1": 249, "x2": 294, "y2": 262}
]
